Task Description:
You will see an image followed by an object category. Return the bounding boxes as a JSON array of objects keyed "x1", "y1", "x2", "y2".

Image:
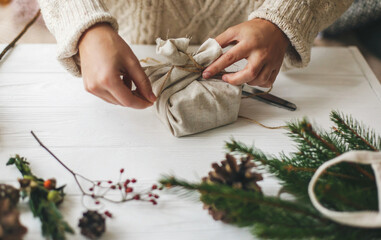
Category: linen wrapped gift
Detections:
[{"x1": 143, "y1": 38, "x2": 241, "y2": 137}]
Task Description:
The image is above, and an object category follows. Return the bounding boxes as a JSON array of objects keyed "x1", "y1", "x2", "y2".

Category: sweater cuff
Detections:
[
  {"x1": 40, "y1": 0, "x2": 118, "y2": 77},
  {"x1": 248, "y1": 0, "x2": 319, "y2": 69}
]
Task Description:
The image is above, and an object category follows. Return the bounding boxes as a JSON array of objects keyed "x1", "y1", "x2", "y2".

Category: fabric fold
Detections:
[{"x1": 143, "y1": 38, "x2": 242, "y2": 137}]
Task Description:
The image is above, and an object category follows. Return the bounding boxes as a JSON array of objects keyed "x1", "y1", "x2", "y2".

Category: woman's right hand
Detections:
[{"x1": 78, "y1": 23, "x2": 156, "y2": 108}]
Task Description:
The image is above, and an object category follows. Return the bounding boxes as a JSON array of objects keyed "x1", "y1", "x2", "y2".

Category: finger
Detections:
[
  {"x1": 124, "y1": 56, "x2": 156, "y2": 103},
  {"x1": 267, "y1": 69, "x2": 280, "y2": 86},
  {"x1": 98, "y1": 91, "x2": 120, "y2": 105},
  {"x1": 108, "y1": 74, "x2": 153, "y2": 109},
  {"x1": 222, "y1": 60, "x2": 265, "y2": 86},
  {"x1": 203, "y1": 44, "x2": 246, "y2": 79},
  {"x1": 249, "y1": 66, "x2": 273, "y2": 88},
  {"x1": 83, "y1": 79, "x2": 119, "y2": 105},
  {"x1": 122, "y1": 74, "x2": 132, "y2": 89},
  {"x1": 214, "y1": 27, "x2": 236, "y2": 48}
]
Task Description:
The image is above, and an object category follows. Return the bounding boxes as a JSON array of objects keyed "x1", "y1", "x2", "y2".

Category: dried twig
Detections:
[
  {"x1": 0, "y1": 9, "x2": 41, "y2": 61},
  {"x1": 30, "y1": 131, "x2": 160, "y2": 208}
]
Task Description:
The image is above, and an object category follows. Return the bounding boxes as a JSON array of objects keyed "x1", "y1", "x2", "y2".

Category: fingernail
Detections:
[
  {"x1": 203, "y1": 72, "x2": 211, "y2": 79},
  {"x1": 149, "y1": 92, "x2": 157, "y2": 102},
  {"x1": 222, "y1": 75, "x2": 228, "y2": 82}
]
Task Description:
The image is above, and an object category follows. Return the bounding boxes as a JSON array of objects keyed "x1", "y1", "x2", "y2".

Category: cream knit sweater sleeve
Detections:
[
  {"x1": 249, "y1": 0, "x2": 353, "y2": 69},
  {"x1": 37, "y1": 0, "x2": 118, "y2": 76},
  {"x1": 38, "y1": 0, "x2": 353, "y2": 77}
]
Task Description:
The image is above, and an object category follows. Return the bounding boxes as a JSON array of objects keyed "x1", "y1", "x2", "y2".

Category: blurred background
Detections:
[{"x1": 0, "y1": 0, "x2": 380, "y2": 82}]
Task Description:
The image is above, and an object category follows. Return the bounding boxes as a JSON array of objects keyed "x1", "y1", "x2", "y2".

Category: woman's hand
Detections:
[
  {"x1": 78, "y1": 23, "x2": 156, "y2": 108},
  {"x1": 203, "y1": 19, "x2": 290, "y2": 87}
]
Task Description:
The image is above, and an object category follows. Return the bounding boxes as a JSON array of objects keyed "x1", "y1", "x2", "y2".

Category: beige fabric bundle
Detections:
[{"x1": 143, "y1": 38, "x2": 241, "y2": 137}]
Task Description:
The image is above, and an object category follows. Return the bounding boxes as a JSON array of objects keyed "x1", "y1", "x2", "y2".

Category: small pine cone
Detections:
[
  {"x1": 0, "y1": 199, "x2": 28, "y2": 240},
  {"x1": 203, "y1": 154, "x2": 263, "y2": 192},
  {"x1": 202, "y1": 154, "x2": 263, "y2": 223},
  {"x1": 0, "y1": 0, "x2": 12, "y2": 6},
  {"x1": 0, "y1": 184, "x2": 20, "y2": 207},
  {"x1": 78, "y1": 211, "x2": 106, "y2": 239}
]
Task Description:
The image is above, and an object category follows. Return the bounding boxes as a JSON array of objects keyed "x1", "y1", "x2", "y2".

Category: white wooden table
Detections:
[{"x1": 0, "y1": 44, "x2": 381, "y2": 240}]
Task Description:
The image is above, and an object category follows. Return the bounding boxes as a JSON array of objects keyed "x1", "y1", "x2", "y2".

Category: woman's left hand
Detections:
[{"x1": 203, "y1": 18, "x2": 290, "y2": 87}]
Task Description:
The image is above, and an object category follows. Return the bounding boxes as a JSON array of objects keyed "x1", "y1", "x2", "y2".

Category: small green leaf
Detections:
[{"x1": 6, "y1": 157, "x2": 15, "y2": 165}]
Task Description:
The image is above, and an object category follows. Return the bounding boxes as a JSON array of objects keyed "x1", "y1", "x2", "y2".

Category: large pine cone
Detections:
[
  {"x1": 0, "y1": 199, "x2": 27, "y2": 240},
  {"x1": 0, "y1": 184, "x2": 20, "y2": 207},
  {"x1": 202, "y1": 154, "x2": 263, "y2": 223},
  {"x1": 78, "y1": 211, "x2": 106, "y2": 239}
]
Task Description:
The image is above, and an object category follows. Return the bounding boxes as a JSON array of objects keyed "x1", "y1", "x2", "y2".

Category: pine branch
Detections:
[
  {"x1": 160, "y1": 176, "x2": 327, "y2": 223},
  {"x1": 7, "y1": 155, "x2": 74, "y2": 239},
  {"x1": 331, "y1": 110, "x2": 380, "y2": 151},
  {"x1": 161, "y1": 111, "x2": 381, "y2": 239},
  {"x1": 287, "y1": 119, "x2": 341, "y2": 162},
  {"x1": 225, "y1": 139, "x2": 270, "y2": 166}
]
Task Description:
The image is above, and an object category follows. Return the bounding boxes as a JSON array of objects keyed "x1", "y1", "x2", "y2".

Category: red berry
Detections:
[
  {"x1": 131, "y1": 179, "x2": 137, "y2": 183},
  {"x1": 118, "y1": 185, "x2": 122, "y2": 190},
  {"x1": 104, "y1": 211, "x2": 112, "y2": 218},
  {"x1": 110, "y1": 185, "x2": 116, "y2": 190},
  {"x1": 95, "y1": 201, "x2": 100, "y2": 205},
  {"x1": 150, "y1": 199, "x2": 157, "y2": 205},
  {"x1": 133, "y1": 194, "x2": 140, "y2": 200},
  {"x1": 107, "y1": 181, "x2": 112, "y2": 184},
  {"x1": 125, "y1": 187, "x2": 133, "y2": 193},
  {"x1": 97, "y1": 182, "x2": 101, "y2": 186},
  {"x1": 91, "y1": 194, "x2": 95, "y2": 198},
  {"x1": 154, "y1": 194, "x2": 159, "y2": 199},
  {"x1": 148, "y1": 193, "x2": 152, "y2": 197},
  {"x1": 152, "y1": 184, "x2": 157, "y2": 190},
  {"x1": 43, "y1": 179, "x2": 56, "y2": 190},
  {"x1": 89, "y1": 187, "x2": 94, "y2": 191},
  {"x1": 120, "y1": 168, "x2": 124, "y2": 173}
]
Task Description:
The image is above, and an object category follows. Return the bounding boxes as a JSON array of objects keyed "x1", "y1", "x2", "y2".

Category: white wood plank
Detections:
[
  {"x1": 0, "y1": 44, "x2": 162, "y2": 73},
  {"x1": 285, "y1": 47, "x2": 363, "y2": 76},
  {"x1": 0, "y1": 45, "x2": 381, "y2": 240},
  {"x1": 348, "y1": 47, "x2": 381, "y2": 101},
  {"x1": 16, "y1": 195, "x2": 255, "y2": 240},
  {"x1": 0, "y1": 44, "x2": 364, "y2": 76}
]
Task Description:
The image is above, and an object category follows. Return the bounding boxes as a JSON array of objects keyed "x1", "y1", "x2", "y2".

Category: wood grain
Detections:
[{"x1": 0, "y1": 44, "x2": 380, "y2": 240}]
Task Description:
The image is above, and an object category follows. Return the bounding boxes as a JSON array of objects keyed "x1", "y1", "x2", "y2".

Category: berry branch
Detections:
[{"x1": 30, "y1": 131, "x2": 160, "y2": 209}]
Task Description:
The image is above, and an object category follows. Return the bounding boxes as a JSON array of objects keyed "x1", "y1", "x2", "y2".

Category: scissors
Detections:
[
  {"x1": 241, "y1": 85, "x2": 297, "y2": 111},
  {"x1": 212, "y1": 73, "x2": 297, "y2": 111}
]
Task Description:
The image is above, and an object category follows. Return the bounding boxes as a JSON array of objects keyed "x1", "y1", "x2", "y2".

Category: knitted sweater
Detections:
[
  {"x1": 37, "y1": 0, "x2": 353, "y2": 76},
  {"x1": 324, "y1": 0, "x2": 381, "y2": 35}
]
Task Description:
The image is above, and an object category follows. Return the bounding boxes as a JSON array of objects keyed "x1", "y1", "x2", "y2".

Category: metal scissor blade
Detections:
[{"x1": 242, "y1": 85, "x2": 297, "y2": 111}]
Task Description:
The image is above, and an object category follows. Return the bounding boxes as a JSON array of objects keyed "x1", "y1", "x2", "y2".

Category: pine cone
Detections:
[
  {"x1": 202, "y1": 154, "x2": 263, "y2": 223},
  {"x1": 0, "y1": 199, "x2": 27, "y2": 240},
  {"x1": 0, "y1": 0, "x2": 12, "y2": 6},
  {"x1": 78, "y1": 211, "x2": 106, "y2": 239},
  {"x1": 0, "y1": 184, "x2": 20, "y2": 207}
]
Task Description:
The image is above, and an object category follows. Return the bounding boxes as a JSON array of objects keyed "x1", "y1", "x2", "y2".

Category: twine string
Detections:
[
  {"x1": 140, "y1": 54, "x2": 283, "y2": 130},
  {"x1": 238, "y1": 115, "x2": 286, "y2": 130}
]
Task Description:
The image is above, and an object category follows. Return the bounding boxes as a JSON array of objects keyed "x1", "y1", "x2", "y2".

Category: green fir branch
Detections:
[
  {"x1": 160, "y1": 176, "x2": 328, "y2": 223},
  {"x1": 161, "y1": 111, "x2": 381, "y2": 239},
  {"x1": 331, "y1": 110, "x2": 380, "y2": 151},
  {"x1": 7, "y1": 155, "x2": 74, "y2": 240}
]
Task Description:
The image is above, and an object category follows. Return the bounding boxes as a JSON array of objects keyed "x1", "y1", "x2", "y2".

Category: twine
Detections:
[
  {"x1": 140, "y1": 54, "x2": 284, "y2": 130},
  {"x1": 141, "y1": 54, "x2": 273, "y2": 98},
  {"x1": 238, "y1": 115, "x2": 286, "y2": 130}
]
